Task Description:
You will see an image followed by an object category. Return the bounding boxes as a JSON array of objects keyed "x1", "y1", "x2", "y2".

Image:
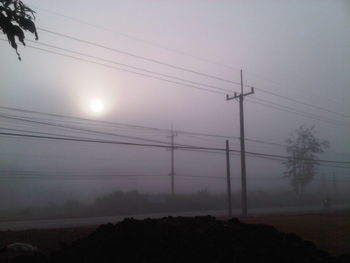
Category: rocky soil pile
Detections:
[{"x1": 10, "y1": 216, "x2": 350, "y2": 263}]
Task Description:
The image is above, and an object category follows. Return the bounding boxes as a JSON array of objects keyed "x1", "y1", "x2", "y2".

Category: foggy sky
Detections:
[{"x1": 0, "y1": 0, "x2": 349, "y2": 208}]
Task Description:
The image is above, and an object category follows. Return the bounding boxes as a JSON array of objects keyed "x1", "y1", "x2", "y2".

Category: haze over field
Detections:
[{"x1": 0, "y1": 0, "x2": 349, "y2": 211}]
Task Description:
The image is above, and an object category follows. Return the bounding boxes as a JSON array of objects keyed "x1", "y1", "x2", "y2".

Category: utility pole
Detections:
[
  {"x1": 332, "y1": 172, "x2": 337, "y2": 198},
  {"x1": 226, "y1": 69, "x2": 254, "y2": 217},
  {"x1": 169, "y1": 126, "x2": 177, "y2": 196},
  {"x1": 226, "y1": 140, "x2": 232, "y2": 218},
  {"x1": 321, "y1": 173, "x2": 326, "y2": 196}
]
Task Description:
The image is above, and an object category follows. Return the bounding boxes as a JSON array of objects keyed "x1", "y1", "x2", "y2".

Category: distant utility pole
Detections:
[
  {"x1": 332, "y1": 172, "x2": 337, "y2": 197},
  {"x1": 226, "y1": 69, "x2": 254, "y2": 217},
  {"x1": 321, "y1": 173, "x2": 326, "y2": 196},
  {"x1": 226, "y1": 140, "x2": 232, "y2": 218},
  {"x1": 168, "y1": 126, "x2": 177, "y2": 196}
]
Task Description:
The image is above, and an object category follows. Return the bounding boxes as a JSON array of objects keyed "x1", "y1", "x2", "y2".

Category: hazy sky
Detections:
[{"x1": 0, "y1": 0, "x2": 349, "y2": 206}]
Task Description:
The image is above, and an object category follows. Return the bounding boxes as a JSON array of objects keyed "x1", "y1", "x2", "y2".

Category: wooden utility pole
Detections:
[
  {"x1": 321, "y1": 173, "x2": 326, "y2": 196},
  {"x1": 332, "y1": 172, "x2": 337, "y2": 198},
  {"x1": 169, "y1": 126, "x2": 177, "y2": 196},
  {"x1": 226, "y1": 140, "x2": 232, "y2": 218},
  {"x1": 226, "y1": 69, "x2": 254, "y2": 217}
]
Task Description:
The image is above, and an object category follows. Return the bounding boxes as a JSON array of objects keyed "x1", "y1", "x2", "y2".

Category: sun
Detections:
[{"x1": 89, "y1": 98, "x2": 105, "y2": 114}]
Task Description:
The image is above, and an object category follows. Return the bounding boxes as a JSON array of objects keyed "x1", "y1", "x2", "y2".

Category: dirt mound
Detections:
[{"x1": 15, "y1": 216, "x2": 350, "y2": 263}]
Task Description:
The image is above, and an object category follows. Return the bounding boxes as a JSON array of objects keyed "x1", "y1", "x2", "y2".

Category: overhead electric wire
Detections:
[
  {"x1": 1, "y1": 106, "x2": 348, "y2": 157},
  {"x1": 30, "y1": 38, "x2": 349, "y2": 124},
  {"x1": 0, "y1": 173, "x2": 166, "y2": 178},
  {"x1": 254, "y1": 87, "x2": 350, "y2": 119},
  {"x1": 0, "y1": 113, "x2": 245, "y2": 152},
  {"x1": 32, "y1": 5, "x2": 350, "y2": 120},
  {"x1": 27, "y1": 40, "x2": 234, "y2": 94},
  {"x1": 3, "y1": 40, "x2": 348, "y2": 130},
  {"x1": 0, "y1": 105, "x2": 241, "y2": 142},
  {"x1": 250, "y1": 97, "x2": 349, "y2": 125},
  {"x1": 37, "y1": 27, "x2": 243, "y2": 87},
  {"x1": 36, "y1": 28, "x2": 348, "y2": 119},
  {"x1": 2, "y1": 170, "x2": 350, "y2": 181},
  {"x1": 10, "y1": 42, "x2": 348, "y2": 130},
  {"x1": 31, "y1": 5, "x2": 245, "y2": 74},
  {"x1": 244, "y1": 150, "x2": 350, "y2": 165},
  {"x1": 0, "y1": 174, "x2": 169, "y2": 181},
  {"x1": 0, "y1": 39, "x2": 226, "y2": 96},
  {"x1": 0, "y1": 105, "x2": 172, "y2": 133},
  {"x1": 246, "y1": 97, "x2": 350, "y2": 127},
  {"x1": 0, "y1": 127, "x2": 100, "y2": 140},
  {"x1": 0, "y1": 130, "x2": 349, "y2": 167},
  {"x1": 0, "y1": 111, "x2": 321, "y2": 161},
  {"x1": 246, "y1": 70, "x2": 350, "y2": 110},
  {"x1": 6, "y1": 10, "x2": 347, "y2": 121},
  {"x1": 0, "y1": 113, "x2": 186, "y2": 146},
  {"x1": 0, "y1": 105, "x2": 288, "y2": 149}
]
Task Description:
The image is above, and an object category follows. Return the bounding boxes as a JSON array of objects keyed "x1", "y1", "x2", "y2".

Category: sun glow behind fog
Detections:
[
  {"x1": 89, "y1": 98, "x2": 105, "y2": 114},
  {"x1": 73, "y1": 73, "x2": 119, "y2": 118}
]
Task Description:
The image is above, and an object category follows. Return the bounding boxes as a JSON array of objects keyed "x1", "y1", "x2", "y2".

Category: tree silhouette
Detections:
[
  {"x1": 284, "y1": 125, "x2": 329, "y2": 196},
  {"x1": 0, "y1": 0, "x2": 38, "y2": 60}
]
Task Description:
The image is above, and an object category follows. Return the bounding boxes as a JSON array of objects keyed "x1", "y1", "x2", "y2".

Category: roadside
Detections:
[{"x1": 240, "y1": 211, "x2": 350, "y2": 256}]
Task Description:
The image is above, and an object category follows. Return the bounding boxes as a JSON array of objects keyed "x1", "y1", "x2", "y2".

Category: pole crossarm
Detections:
[{"x1": 226, "y1": 87, "x2": 255, "y2": 101}]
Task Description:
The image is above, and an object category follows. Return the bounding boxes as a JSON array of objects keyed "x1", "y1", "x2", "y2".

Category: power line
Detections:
[
  {"x1": 31, "y1": 39, "x2": 349, "y2": 126},
  {"x1": 1, "y1": 106, "x2": 348, "y2": 157},
  {"x1": 32, "y1": 4, "x2": 350, "y2": 119},
  {"x1": 35, "y1": 28, "x2": 350, "y2": 119},
  {"x1": 33, "y1": 3, "x2": 350, "y2": 118},
  {"x1": 0, "y1": 105, "x2": 171, "y2": 133},
  {"x1": 246, "y1": 97, "x2": 350, "y2": 127},
  {"x1": 37, "y1": 27, "x2": 243, "y2": 87},
  {"x1": 244, "y1": 150, "x2": 350, "y2": 165},
  {"x1": 0, "y1": 113, "x2": 175, "y2": 145},
  {"x1": 31, "y1": 4, "x2": 244, "y2": 73},
  {"x1": 254, "y1": 87, "x2": 350, "y2": 119},
  {"x1": 0, "y1": 39, "x2": 226, "y2": 96},
  {"x1": 5, "y1": 112, "x2": 343, "y2": 164},
  {"x1": 4, "y1": 40, "x2": 348, "y2": 128},
  {"x1": 0, "y1": 113, "x2": 239, "y2": 151},
  {"x1": 2, "y1": 172, "x2": 349, "y2": 181},
  {"x1": 0, "y1": 106, "x2": 249, "y2": 144},
  {"x1": 27, "y1": 40, "x2": 234, "y2": 94},
  {"x1": 0, "y1": 105, "x2": 289, "y2": 150},
  {"x1": 0, "y1": 127, "x2": 98, "y2": 140},
  {"x1": 0, "y1": 132, "x2": 348, "y2": 170},
  {"x1": 7, "y1": 42, "x2": 348, "y2": 130},
  {"x1": 249, "y1": 97, "x2": 347, "y2": 126},
  {"x1": 0, "y1": 130, "x2": 349, "y2": 166},
  {"x1": 250, "y1": 97, "x2": 349, "y2": 126},
  {"x1": 246, "y1": 70, "x2": 349, "y2": 111},
  {"x1": 0, "y1": 175, "x2": 168, "y2": 181},
  {"x1": 7, "y1": 5, "x2": 348, "y2": 121}
]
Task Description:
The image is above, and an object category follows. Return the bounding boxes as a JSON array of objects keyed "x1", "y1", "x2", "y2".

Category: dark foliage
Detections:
[
  {"x1": 284, "y1": 125, "x2": 329, "y2": 196},
  {"x1": 0, "y1": 0, "x2": 38, "y2": 60}
]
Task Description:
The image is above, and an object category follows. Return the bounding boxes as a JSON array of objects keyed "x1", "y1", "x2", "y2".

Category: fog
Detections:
[{"x1": 0, "y1": 0, "x2": 349, "y2": 216}]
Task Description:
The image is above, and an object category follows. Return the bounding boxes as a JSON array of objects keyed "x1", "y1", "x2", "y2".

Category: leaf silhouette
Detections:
[{"x1": 0, "y1": 0, "x2": 38, "y2": 60}]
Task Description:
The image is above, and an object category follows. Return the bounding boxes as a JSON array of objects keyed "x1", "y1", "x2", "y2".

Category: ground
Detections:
[
  {"x1": 0, "y1": 211, "x2": 349, "y2": 256},
  {"x1": 241, "y1": 211, "x2": 350, "y2": 256}
]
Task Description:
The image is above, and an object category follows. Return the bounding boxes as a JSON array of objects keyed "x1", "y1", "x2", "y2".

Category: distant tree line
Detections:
[{"x1": 1, "y1": 189, "x2": 349, "y2": 221}]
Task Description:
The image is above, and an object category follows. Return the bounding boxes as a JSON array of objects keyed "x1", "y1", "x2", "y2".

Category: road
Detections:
[{"x1": 0, "y1": 204, "x2": 349, "y2": 230}]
